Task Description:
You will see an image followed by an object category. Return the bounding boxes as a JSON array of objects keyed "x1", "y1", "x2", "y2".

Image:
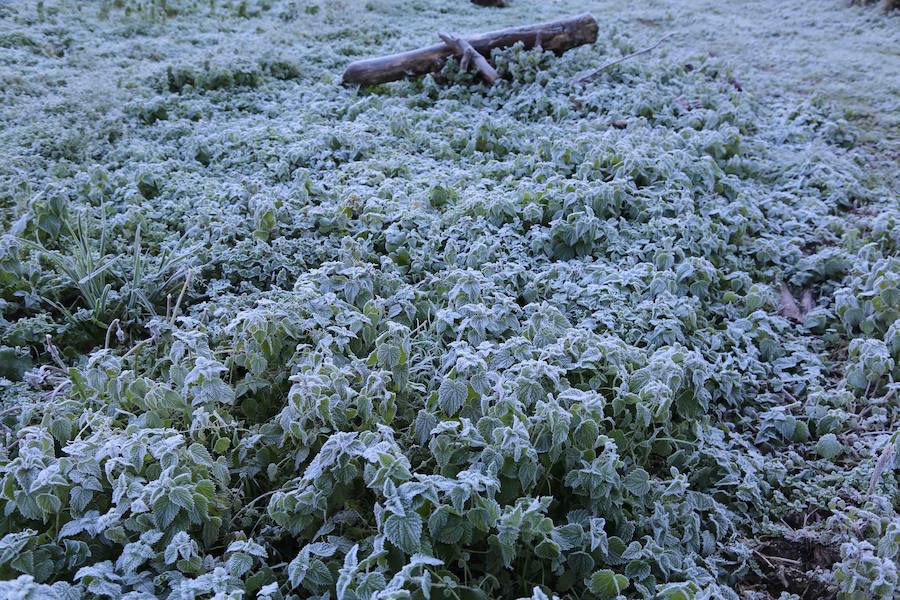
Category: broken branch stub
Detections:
[
  {"x1": 438, "y1": 32, "x2": 500, "y2": 84},
  {"x1": 342, "y1": 13, "x2": 598, "y2": 86}
]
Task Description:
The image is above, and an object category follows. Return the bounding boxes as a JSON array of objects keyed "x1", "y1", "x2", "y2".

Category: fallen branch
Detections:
[
  {"x1": 438, "y1": 32, "x2": 499, "y2": 84},
  {"x1": 574, "y1": 32, "x2": 673, "y2": 84},
  {"x1": 342, "y1": 13, "x2": 598, "y2": 86}
]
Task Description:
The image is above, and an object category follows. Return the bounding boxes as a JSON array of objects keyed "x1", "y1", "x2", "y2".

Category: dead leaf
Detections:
[
  {"x1": 674, "y1": 96, "x2": 702, "y2": 111},
  {"x1": 779, "y1": 282, "x2": 802, "y2": 321},
  {"x1": 800, "y1": 290, "x2": 815, "y2": 314},
  {"x1": 868, "y1": 440, "x2": 896, "y2": 496}
]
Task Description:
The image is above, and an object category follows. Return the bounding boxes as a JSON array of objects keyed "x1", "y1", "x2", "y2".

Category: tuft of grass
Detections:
[{"x1": 17, "y1": 213, "x2": 193, "y2": 341}]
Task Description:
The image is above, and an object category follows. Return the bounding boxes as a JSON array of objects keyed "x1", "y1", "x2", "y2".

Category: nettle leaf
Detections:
[
  {"x1": 567, "y1": 551, "x2": 595, "y2": 576},
  {"x1": 170, "y1": 486, "x2": 195, "y2": 511},
  {"x1": 428, "y1": 506, "x2": 465, "y2": 544},
  {"x1": 357, "y1": 571, "x2": 387, "y2": 597},
  {"x1": 415, "y1": 410, "x2": 438, "y2": 444},
  {"x1": 589, "y1": 518, "x2": 609, "y2": 554},
  {"x1": 337, "y1": 544, "x2": 360, "y2": 600},
  {"x1": 213, "y1": 437, "x2": 231, "y2": 454},
  {"x1": 227, "y1": 539, "x2": 267, "y2": 557},
  {"x1": 36, "y1": 493, "x2": 62, "y2": 515},
  {"x1": 70, "y1": 487, "x2": 93, "y2": 513},
  {"x1": 588, "y1": 570, "x2": 630, "y2": 598},
  {"x1": 535, "y1": 538, "x2": 561, "y2": 560},
  {"x1": 306, "y1": 541, "x2": 337, "y2": 557},
  {"x1": 438, "y1": 378, "x2": 467, "y2": 415},
  {"x1": 58, "y1": 515, "x2": 94, "y2": 539},
  {"x1": 376, "y1": 343, "x2": 402, "y2": 368},
  {"x1": 623, "y1": 468, "x2": 651, "y2": 496},
  {"x1": 816, "y1": 433, "x2": 843, "y2": 459},
  {"x1": 164, "y1": 531, "x2": 195, "y2": 565},
  {"x1": 153, "y1": 497, "x2": 180, "y2": 529},
  {"x1": 288, "y1": 553, "x2": 310, "y2": 588},
  {"x1": 306, "y1": 558, "x2": 333, "y2": 588},
  {"x1": 188, "y1": 443, "x2": 215, "y2": 467},
  {"x1": 384, "y1": 511, "x2": 423, "y2": 554},
  {"x1": 227, "y1": 551, "x2": 254, "y2": 577}
]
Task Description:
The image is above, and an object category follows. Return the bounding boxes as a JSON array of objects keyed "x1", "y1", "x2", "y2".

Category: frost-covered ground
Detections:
[
  {"x1": 597, "y1": 0, "x2": 900, "y2": 146},
  {"x1": 0, "y1": 1, "x2": 898, "y2": 599}
]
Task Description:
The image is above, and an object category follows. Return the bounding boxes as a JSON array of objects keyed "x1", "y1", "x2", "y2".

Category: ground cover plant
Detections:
[{"x1": 0, "y1": 1, "x2": 898, "y2": 599}]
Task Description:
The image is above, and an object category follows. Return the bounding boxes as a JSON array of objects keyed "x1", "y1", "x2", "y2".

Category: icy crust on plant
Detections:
[{"x1": 0, "y1": 1, "x2": 898, "y2": 599}]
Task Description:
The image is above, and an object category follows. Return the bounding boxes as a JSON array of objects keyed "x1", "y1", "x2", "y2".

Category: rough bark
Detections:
[{"x1": 342, "y1": 13, "x2": 598, "y2": 86}]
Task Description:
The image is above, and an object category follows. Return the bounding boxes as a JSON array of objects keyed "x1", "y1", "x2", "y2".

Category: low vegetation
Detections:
[{"x1": 0, "y1": 1, "x2": 897, "y2": 599}]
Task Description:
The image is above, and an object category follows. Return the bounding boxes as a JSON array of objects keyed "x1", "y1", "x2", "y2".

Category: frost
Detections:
[{"x1": 0, "y1": 0, "x2": 898, "y2": 598}]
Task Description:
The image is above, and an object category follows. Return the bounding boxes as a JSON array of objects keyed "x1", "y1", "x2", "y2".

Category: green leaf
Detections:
[
  {"x1": 588, "y1": 569, "x2": 630, "y2": 598},
  {"x1": 305, "y1": 558, "x2": 333, "y2": 588},
  {"x1": 567, "y1": 551, "x2": 595, "y2": 575},
  {"x1": 376, "y1": 343, "x2": 401, "y2": 368},
  {"x1": 384, "y1": 511, "x2": 423, "y2": 555},
  {"x1": 438, "y1": 379, "x2": 467, "y2": 416},
  {"x1": 227, "y1": 551, "x2": 254, "y2": 577},
  {"x1": 534, "y1": 538, "x2": 561, "y2": 560},
  {"x1": 195, "y1": 479, "x2": 216, "y2": 498},
  {"x1": 170, "y1": 486, "x2": 195, "y2": 511},
  {"x1": 428, "y1": 506, "x2": 464, "y2": 544},
  {"x1": 589, "y1": 518, "x2": 609, "y2": 554},
  {"x1": 357, "y1": 571, "x2": 387, "y2": 597},
  {"x1": 36, "y1": 493, "x2": 62, "y2": 515},
  {"x1": 415, "y1": 410, "x2": 438, "y2": 444},
  {"x1": 188, "y1": 443, "x2": 214, "y2": 466},
  {"x1": 10, "y1": 550, "x2": 35, "y2": 575},
  {"x1": 816, "y1": 433, "x2": 843, "y2": 459},
  {"x1": 153, "y1": 497, "x2": 180, "y2": 529},
  {"x1": 288, "y1": 551, "x2": 310, "y2": 588},
  {"x1": 623, "y1": 468, "x2": 651, "y2": 496},
  {"x1": 213, "y1": 437, "x2": 231, "y2": 454},
  {"x1": 0, "y1": 346, "x2": 31, "y2": 380},
  {"x1": 70, "y1": 487, "x2": 93, "y2": 513}
]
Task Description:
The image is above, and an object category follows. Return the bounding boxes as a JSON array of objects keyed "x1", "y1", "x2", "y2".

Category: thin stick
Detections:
[
  {"x1": 121, "y1": 337, "x2": 153, "y2": 360},
  {"x1": 753, "y1": 550, "x2": 776, "y2": 570},
  {"x1": 169, "y1": 270, "x2": 193, "y2": 325},
  {"x1": 439, "y1": 32, "x2": 499, "y2": 84},
  {"x1": 574, "y1": 32, "x2": 674, "y2": 84},
  {"x1": 45, "y1": 335, "x2": 67, "y2": 370}
]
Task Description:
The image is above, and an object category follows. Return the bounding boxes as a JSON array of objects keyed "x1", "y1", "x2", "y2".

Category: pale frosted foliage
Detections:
[{"x1": 0, "y1": 1, "x2": 898, "y2": 599}]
